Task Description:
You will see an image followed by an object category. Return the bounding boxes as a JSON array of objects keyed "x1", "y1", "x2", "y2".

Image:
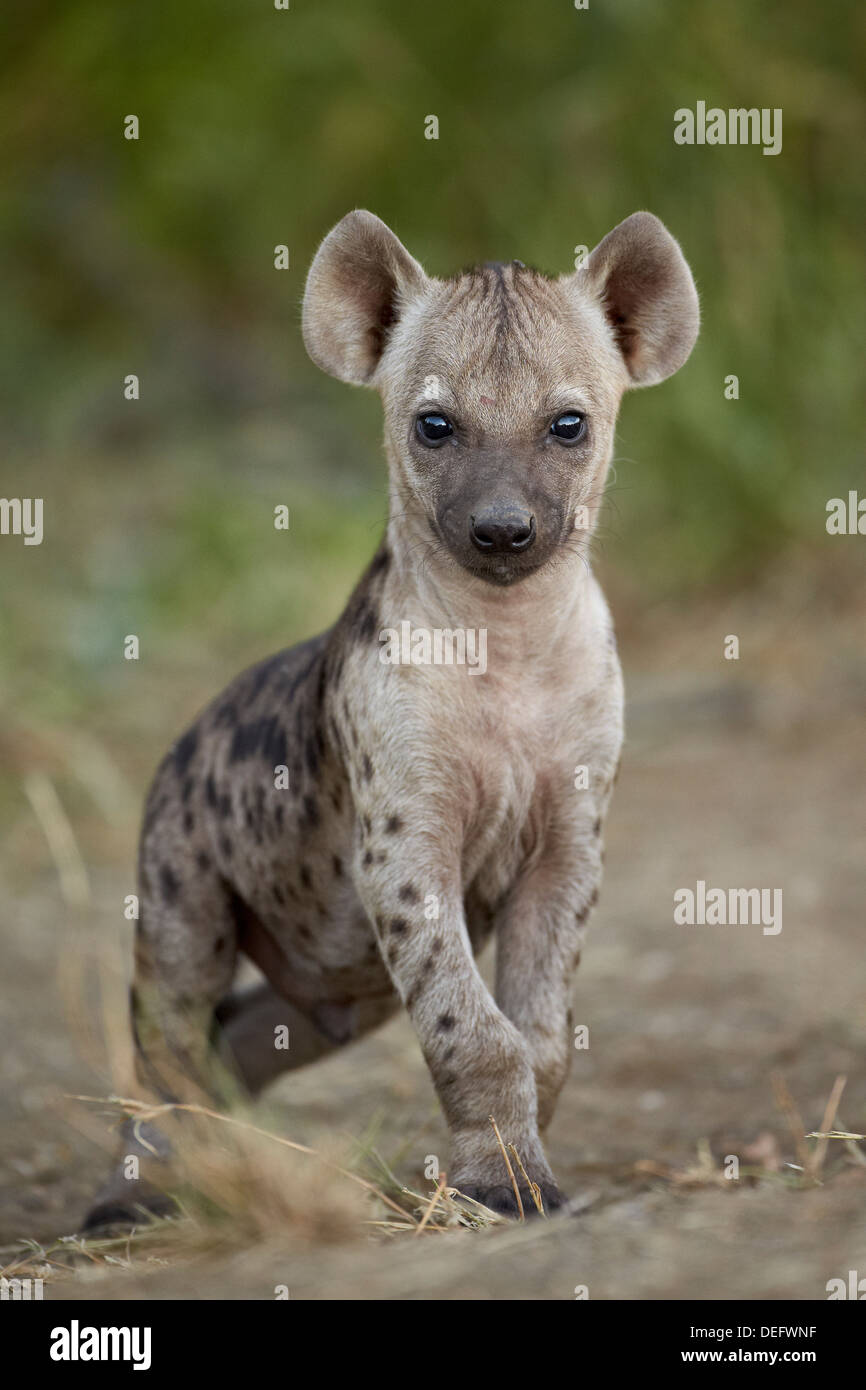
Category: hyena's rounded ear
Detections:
[
  {"x1": 302, "y1": 210, "x2": 428, "y2": 385},
  {"x1": 580, "y1": 212, "x2": 700, "y2": 387}
]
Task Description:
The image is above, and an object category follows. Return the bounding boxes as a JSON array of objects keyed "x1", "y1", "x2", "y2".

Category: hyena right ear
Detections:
[
  {"x1": 302, "y1": 210, "x2": 428, "y2": 385},
  {"x1": 578, "y1": 212, "x2": 700, "y2": 387}
]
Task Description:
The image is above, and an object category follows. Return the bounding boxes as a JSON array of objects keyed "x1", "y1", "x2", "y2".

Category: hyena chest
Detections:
[{"x1": 455, "y1": 695, "x2": 569, "y2": 909}]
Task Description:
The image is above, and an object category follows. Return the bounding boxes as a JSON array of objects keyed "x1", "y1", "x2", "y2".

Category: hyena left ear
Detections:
[
  {"x1": 579, "y1": 212, "x2": 700, "y2": 387},
  {"x1": 302, "y1": 210, "x2": 428, "y2": 385}
]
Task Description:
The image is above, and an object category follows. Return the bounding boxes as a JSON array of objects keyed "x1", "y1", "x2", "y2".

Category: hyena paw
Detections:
[
  {"x1": 454, "y1": 1177, "x2": 564, "y2": 1219},
  {"x1": 83, "y1": 1185, "x2": 178, "y2": 1233}
]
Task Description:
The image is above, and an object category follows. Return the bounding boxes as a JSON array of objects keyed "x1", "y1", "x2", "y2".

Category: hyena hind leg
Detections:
[
  {"x1": 84, "y1": 878, "x2": 242, "y2": 1232},
  {"x1": 215, "y1": 981, "x2": 402, "y2": 1095}
]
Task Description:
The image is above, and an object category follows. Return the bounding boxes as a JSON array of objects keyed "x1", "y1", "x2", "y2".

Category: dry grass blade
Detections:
[
  {"x1": 489, "y1": 1115, "x2": 523, "y2": 1219},
  {"x1": 71, "y1": 1094, "x2": 414, "y2": 1225},
  {"x1": 508, "y1": 1143, "x2": 545, "y2": 1215},
  {"x1": 414, "y1": 1173, "x2": 448, "y2": 1236},
  {"x1": 807, "y1": 1130, "x2": 866, "y2": 1142},
  {"x1": 23, "y1": 770, "x2": 90, "y2": 907},
  {"x1": 809, "y1": 1075, "x2": 847, "y2": 1177},
  {"x1": 771, "y1": 1072, "x2": 812, "y2": 1174}
]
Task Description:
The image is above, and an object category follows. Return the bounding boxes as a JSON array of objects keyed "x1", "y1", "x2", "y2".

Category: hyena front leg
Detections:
[
  {"x1": 353, "y1": 830, "x2": 560, "y2": 1216},
  {"x1": 495, "y1": 812, "x2": 605, "y2": 1133}
]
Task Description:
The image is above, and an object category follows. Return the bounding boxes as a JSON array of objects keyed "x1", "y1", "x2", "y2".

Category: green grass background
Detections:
[{"x1": 0, "y1": 0, "x2": 863, "y2": 837}]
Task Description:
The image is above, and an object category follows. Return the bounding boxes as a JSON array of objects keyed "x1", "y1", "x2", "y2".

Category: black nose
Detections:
[{"x1": 470, "y1": 507, "x2": 536, "y2": 554}]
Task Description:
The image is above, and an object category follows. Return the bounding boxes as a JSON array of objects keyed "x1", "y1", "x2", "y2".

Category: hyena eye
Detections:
[
  {"x1": 550, "y1": 411, "x2": 586, "y2": 443},
  {"x1": 416, "y1": 413, "x2": 454, "y2": 445}
]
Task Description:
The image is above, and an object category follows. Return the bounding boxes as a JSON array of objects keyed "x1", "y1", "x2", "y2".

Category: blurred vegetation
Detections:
[{"x1": 0, "y1": 0, "x2": 863, "y2": 840}]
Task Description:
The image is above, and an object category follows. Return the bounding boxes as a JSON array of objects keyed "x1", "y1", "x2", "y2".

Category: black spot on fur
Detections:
[
  {"x1": 129, "y1": 985, "x2": 143, "y2": 1051},
  {"x1": 332, "y1": 855, "x2": 343, "y2": 878},
  {"x1": 196, "y1": 851, "x2": 211, "y2": 872},
  {"x1": 214, "y1": 700, "x2": 238, "y2": 728},
  {"x1": 389, "y1": 918, "x2": 408, "y2": 936},
  {"x1": 406, "y1": 955, "x2": 436, "y2": 1011},
  {"x1": 159, "y1": 864, "x2": 180, "y2": 904},
  {"x1": 287, "y1": 648, "x2": 320, "y2": 700},
  {"x1": 249, "y1": 654, "x2": 284, "y2": 700},
  {"x1": 174, "y1": 728, "x2": 198, "y2": 778},
  {"x1": 302, "y1": 794, "x2": 320, "y2": 828},
  {"x1": 214, "y1": 935, "x2": 227, "y2": 953},
  {"x1": 362, "y1": 850, "x2": 374, "y2": 868},
  {"x1": 358, "y1": 605, "x2": 377, "y2": 642},
  {"x1": 361, "y1": 753, "x2": 373, "y2": 782},
  {"x1": 593, "y1": 817, "x2": 602, "y2": 835},
  {"x1": 398, "y1": 883, "x2": 419, "y2": 904},
  {"x1": 384, "y1": 815, "x2": 403, "y2": 835},
  {"x1": 219, "y1": 835, "x2": 233, "y2": 859},
  {"x1": 437, "y1": 1014, "x2": 455, "y2": 1032},
  {"x1": 304, "y1": 735, "x2": 319, "y2": 777},
  {"x1": 299, "y1": 864, "x2": 312, "y2": 891},
  {"x1": 369, "y1": 547, "x2": 391, "y2": 578},
  {"x1": 228, "y1": 716, "x2": 287, "y2": 769},
  {"x1": 205, "y1": 774, "x2": 219, "y2": 810},
  {"x1": 183, "y1": 810, "x2": 195, "y2": 834}
]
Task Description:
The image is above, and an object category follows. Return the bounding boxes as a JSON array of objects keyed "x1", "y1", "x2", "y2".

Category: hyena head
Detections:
[{"x1": 302, "y1": 210, "x2": 699, "y2": 587}]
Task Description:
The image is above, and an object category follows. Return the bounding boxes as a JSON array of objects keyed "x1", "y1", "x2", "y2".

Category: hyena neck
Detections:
[{"x1": 382, "y1": 514, "x2": 598, "y2": 672}]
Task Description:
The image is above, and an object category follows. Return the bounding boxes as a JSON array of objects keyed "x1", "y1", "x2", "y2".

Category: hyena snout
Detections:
[{"x1": 469, "y1": 503, "x2": 536, "y2": 555}]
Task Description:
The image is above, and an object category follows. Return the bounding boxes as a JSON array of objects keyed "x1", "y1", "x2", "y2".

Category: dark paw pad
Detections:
[
  {"x1": 456, "y1": 1180, "x2": 564, "y2": 1219},
  {"x1": 83, "y1": 1190, "x2": 178, "y2": 1233}
]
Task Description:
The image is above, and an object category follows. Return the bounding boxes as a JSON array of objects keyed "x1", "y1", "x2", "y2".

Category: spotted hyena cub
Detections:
[{"x1": 87, "y1": 210, "x2": 698, "y2": 1226}]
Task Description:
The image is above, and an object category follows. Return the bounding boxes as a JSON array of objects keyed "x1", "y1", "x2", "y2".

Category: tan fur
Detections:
[{"x1": 87, "y1": 210, "x2": 698, "y2": 1226}]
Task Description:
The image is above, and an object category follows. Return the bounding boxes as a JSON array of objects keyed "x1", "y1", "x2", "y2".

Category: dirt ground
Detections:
[{"x1": 1, "y1": 577, "x2": 864, "y2": 1300}]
